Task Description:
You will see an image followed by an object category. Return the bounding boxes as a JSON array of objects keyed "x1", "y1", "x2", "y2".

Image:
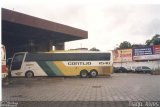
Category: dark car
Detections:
[
  {"x1": 114, "y1": 67, "x2": 128, "y2": 73},
  {"x1": 7, "y1": 58, "x2": 12, "y2": 77},
  {"x1": 135, "y1": 66, "x2": 152, "y2": 73}
]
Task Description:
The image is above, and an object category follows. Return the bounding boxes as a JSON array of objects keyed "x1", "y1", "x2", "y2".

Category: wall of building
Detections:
[{"x1": 113, "y1": 60, "x2": 160, "y2": 70}]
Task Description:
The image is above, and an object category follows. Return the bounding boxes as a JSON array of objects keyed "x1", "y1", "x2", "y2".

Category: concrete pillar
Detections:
[
  {"x1": 48, "y1": 40, "x2": 53, "y2": 51},
  {"x1": 28, "y1": 40, "x2": 36, "y2": 52},
  {"x1": 55, "y1": 42, "x2": 65, "y2": 50}
]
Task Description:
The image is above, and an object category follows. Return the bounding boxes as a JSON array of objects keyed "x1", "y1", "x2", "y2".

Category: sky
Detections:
[{"x1": 2, "y1": 0, "x2": 160, "y2": 51}]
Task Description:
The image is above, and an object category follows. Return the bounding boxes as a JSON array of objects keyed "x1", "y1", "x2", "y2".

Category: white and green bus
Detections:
[{"x1": 10, "y1": 51, "x2": 113, "y2": 78}]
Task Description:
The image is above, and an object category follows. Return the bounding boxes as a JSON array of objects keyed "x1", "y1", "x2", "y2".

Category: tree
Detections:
[
  {"x1": 118, "y1": 41, "x2": 132, "y2": 49},
  {"x1": 145, "y1": 39, "x2": 152, "y2": 46},
  {"x1": 90, "y1": 47, "x2": 100, "y2": 51},
  {"x1": 146, "y1": 34, "x2": 160, "y2": 45},
  {"x1": 131, "y1": 44, "x2": 145, "y2": 48}
]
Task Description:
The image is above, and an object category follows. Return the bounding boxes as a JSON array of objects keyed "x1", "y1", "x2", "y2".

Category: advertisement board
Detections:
[
  {"x1": 133, "y1": 46, "x2": 153, "y2": 56},
  {"x1": 112, "y1": 49, "x2": 132, "y2": 62},
  {"x1": 133, "y1": 46, "x2": 160, "y2": 60},
  {"x1": 133, "y1": 54, "x2": 160, "y2": 60},
  {"x1": 154, "y1": 45, "x2": 160, "y2": 54}
]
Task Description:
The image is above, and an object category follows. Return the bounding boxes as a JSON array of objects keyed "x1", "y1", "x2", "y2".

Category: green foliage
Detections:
[
  {"x1": 146, "y1": 34, "x2": 160, "y2": 45},
  {"x1": 90, "y1": 47, "x2": 100, "y2": 51},
  {"x1": 118, "y1": 41, "x2": 132, "y2": 49}
]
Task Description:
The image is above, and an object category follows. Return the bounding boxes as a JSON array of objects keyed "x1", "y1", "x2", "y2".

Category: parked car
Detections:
[
  {"x1": 114, "y1": 67, "x2": 128, "y2": 73},
  {"x1": 113, "y1": 67, "x2": 117, "y2": 73},
  {"x1": 7, "y1": 58, "x2": 12, "y2": 69},
  {"x1": 127, "y1": 66, "x2": 137, "y2": 73},
  {"x1": 135, "y1": 66, "x2": 152, "y2": 73},
  {"x1": 6, "y1": 58, "x2": 12, "y2": 77}
]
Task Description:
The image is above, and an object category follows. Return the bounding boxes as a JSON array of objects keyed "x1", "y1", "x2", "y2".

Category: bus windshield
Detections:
[{"x1": 11, "y1": 53, "x2": 25, "y2": 70}]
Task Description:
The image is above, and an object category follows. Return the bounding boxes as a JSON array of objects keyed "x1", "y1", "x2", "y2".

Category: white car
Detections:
[
  {"x1": 135, "y1": 66, "x2": 152, "y2": 73},
  {"x1": 127, "y1": 66, "x2": 136, "y2": 73}
]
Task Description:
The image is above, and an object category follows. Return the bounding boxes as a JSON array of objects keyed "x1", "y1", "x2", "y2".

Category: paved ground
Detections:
[{"x1": 2, "y1": 73, "x2": 160, "y2": 107}]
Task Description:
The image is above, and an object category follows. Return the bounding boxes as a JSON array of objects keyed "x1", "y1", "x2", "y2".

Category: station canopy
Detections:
[
  {"x1": 2, "y1": 8, "x2": 88, "y2": 45},
  {"x1": 2, "y1": 8, "x2": 88, "y2": 57}
]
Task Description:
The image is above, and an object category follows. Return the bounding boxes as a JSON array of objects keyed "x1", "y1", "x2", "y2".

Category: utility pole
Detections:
[{"x1": 121, "y1": 50, "x2": 122, "y2": 67}]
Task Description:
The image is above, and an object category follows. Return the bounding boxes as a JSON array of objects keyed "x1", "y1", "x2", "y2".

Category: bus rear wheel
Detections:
[
  {"x1": 80, "y1": 70, "x2": 88, "y2": 78},
  {"x1": 25, "y1": 71, "x2": 34, "y2": 78},
  {"x1": 89, "y1": 69, "x2": 98, "y2": 78}
]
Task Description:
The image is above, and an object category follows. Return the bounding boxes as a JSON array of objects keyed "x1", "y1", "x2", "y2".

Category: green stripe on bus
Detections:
[
  {"x1": 37, "y1": 61, "x2": 56, "y2": 76},
  {"x1": 45, "y1": 61, "x2": 63, "y2": 76}
]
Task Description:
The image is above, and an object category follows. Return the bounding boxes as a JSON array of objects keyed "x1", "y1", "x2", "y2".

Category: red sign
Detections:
[
  {"x1": 112, "y1": 49, "x2": 132, "y2": 62},
  {"x1": 154, "y1": 45, "x2": 160, "y2": 54}
]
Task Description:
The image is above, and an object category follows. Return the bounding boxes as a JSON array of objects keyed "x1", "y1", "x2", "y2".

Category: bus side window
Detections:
[{"x1": 11, "y1": 54, "x2": 25, "y2": 70}]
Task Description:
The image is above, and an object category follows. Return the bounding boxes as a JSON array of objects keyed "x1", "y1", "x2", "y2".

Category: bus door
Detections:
[{"x1": 10, "y1": 53, "x2": 25, "y2": 76}]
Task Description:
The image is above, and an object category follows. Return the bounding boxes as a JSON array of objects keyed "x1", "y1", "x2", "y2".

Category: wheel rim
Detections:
[
  {"x1": 91, "y1": 71, "x2": 97, "y2": 77},
  {"x1": 81, "y1": 72, "x2": 87, "y2": 77},
  {"x1": 27, "y1": 72, "x2": 33, "y2": 78}
]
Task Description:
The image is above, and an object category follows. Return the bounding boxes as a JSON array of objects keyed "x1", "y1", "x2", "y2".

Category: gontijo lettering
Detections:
[{"x1": 68, "y1": 62, "x2": 91, "y2": 65}]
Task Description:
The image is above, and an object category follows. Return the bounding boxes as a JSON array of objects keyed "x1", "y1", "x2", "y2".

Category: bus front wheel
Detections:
[
  {"x1": 89, "y1": 69, "x2": 98, "y2": 78},
  {"x1": 80, "y1": 70, "x2": 88, "y2": 78},
  {"x1": 25, "y1": 71, "x2": 34, "y2": 78}
]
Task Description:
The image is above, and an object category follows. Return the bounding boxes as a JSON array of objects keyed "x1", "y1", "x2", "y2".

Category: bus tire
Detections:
[
  {"x1": 25, "y1": 71, "x2": 34, "y2": 78},
  {"x1": 89, "y1": 69, "x2": 98, "y2": 78},
  {"x1": 80, "y1": 70, "x2": 88, "y2": 78}
]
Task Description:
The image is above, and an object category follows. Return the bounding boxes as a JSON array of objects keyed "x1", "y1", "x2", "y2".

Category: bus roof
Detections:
[
  {"x1": 46, "y1": 50, "x2": 111, "y2": 53},
  {"x1": 13, "y1": 50, "x2": 112, "y2": 55}
]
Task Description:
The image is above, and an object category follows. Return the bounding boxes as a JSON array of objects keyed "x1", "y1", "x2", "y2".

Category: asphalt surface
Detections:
[{"x1": 2, "y1": 73, "x2": 160, "y2": 107}]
